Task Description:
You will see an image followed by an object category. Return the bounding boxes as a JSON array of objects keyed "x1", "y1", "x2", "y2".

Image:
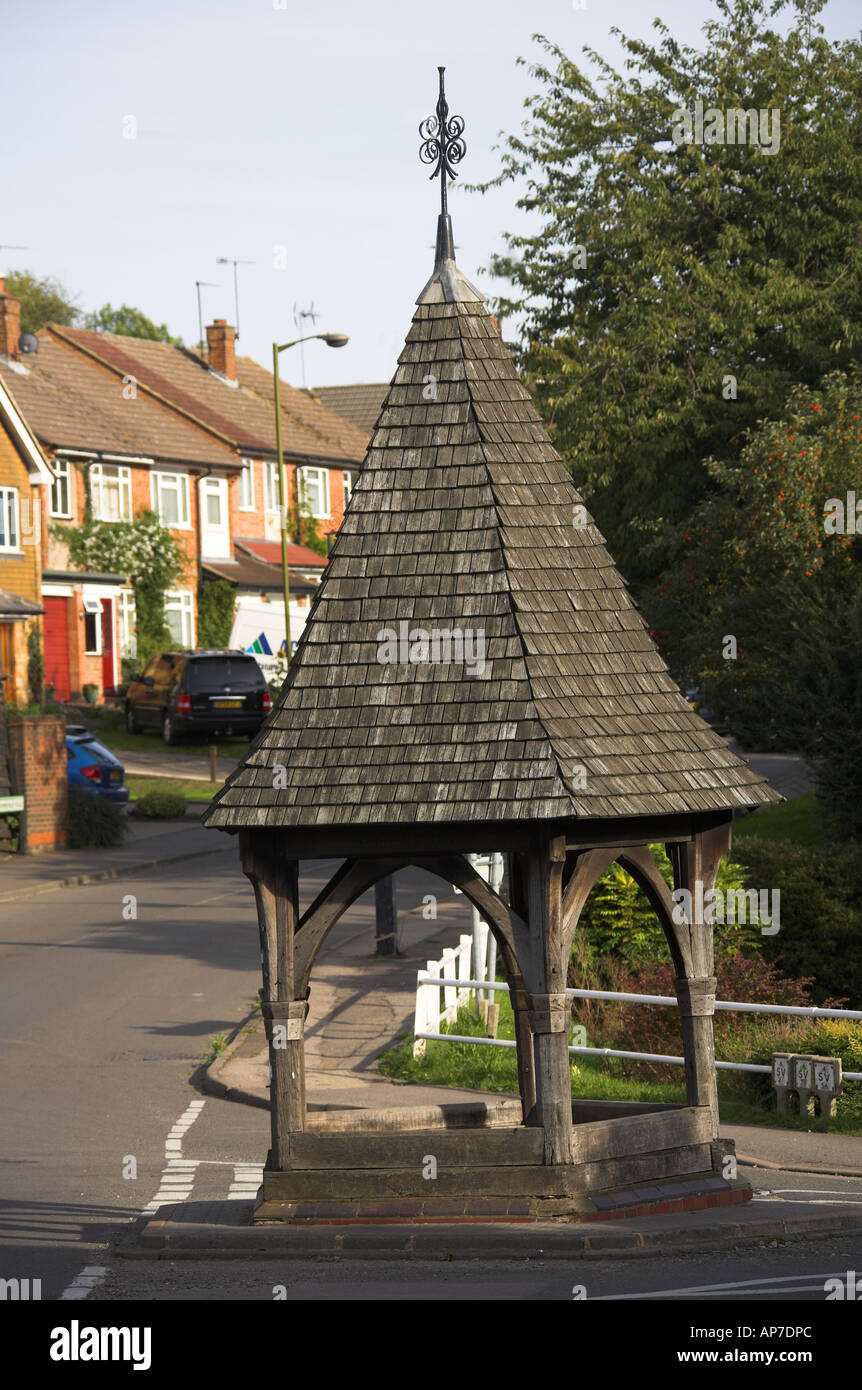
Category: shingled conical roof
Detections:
[{"x1": 205, "y1": 223, "x2": 777, "y2": 830}]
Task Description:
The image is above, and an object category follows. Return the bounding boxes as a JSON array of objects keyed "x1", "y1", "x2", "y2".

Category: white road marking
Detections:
[
  {"x1": 228, "y1": 1163, "x2": 264, "y2": 1200},
  {"x1": 57, "y1": 1098, "x2": 211, "y2": 1301},
  {"x1": 59, "y1": 1266, "x2": 108, "y2": 1301},
  {"x1": 592, "y1": 1271, "x2": 847, "y2": 1300},
  {"x1": 763, "y1": 1187, "x2": 862, "y2": 1198}
]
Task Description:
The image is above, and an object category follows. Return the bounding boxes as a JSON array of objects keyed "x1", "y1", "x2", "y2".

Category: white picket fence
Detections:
[{"x1": 413, "y1": 924, "x2": 495, "y2": 1058}]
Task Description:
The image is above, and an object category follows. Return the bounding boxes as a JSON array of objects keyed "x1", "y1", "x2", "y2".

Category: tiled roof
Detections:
[
  {"x1": 308, "y1": 383, "x2": 388, "y2": 434},
  {"x1": 0, "y1": 338, "x2": 238, "y2": 467},
  {"x1": 0, "y1": 588, "x2": 43, "y2": 617},
  {"x1": 205, "y1": 255, "x2": 778, "y2": 829},
  {"x1": 43, "y1": 327, "x2": 367, "y2": 466},
  {"x1": 202, "y1": 549, "x2": 317, "y2": 595},
  {"x1": 236, "y1": 538, "x2": 326, "y2": 569},
  {"x1": 237, "y1": 357, "x2": 369, "y2": 463}
]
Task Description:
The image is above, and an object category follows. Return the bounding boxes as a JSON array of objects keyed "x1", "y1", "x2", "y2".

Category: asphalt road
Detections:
[
  {"x1": 97, "y1": 1236, "x2": 862, "y2": 1300},
  {"x1": 0, "y1": 851, "x2": 266, "y2": 1301},
  {"x1": 3, "y1": 848, "x2": 862, "y2": 1305}
]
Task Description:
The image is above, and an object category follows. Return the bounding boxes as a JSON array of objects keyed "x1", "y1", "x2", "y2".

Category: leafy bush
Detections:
[
  {"x1": 569, "y1": 844, "x2": 761, "y2": 1039},
  {"x1": 735, "y1": 836, "x2": 862, "y2": 1008},
  {"x1": 65, "y1": 787, "x2": 129, "y2": 848},
  {"x1": 585, "y1": 950, "x2": 861, "y2": 1121},
  {"x1": 196, "y1": 579, "x2": 237, "y2": 649},
  {"x1": 577, "y1": 844, "x2": 760, "y2": 963},
  {"x1": 134, "y1": 791, "x2": 187, "y2": 819},
  {"x1": 590, "y1": 951, "x2": 842, "y2": 1084},
  {"x1": 267, "y1": 651, "x2": 289, "y2": 699},
  {"x1": 27, "y1": 625, "x2": 44, "y2": 705}
]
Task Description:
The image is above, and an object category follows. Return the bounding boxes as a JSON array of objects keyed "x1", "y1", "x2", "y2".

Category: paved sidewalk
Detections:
[
  {"x1": 0, "y1": 818, "x2": 226, "y2": 901},
  {"x1": 208, "y1": 870, "x2": 498, "y2": 1112}
]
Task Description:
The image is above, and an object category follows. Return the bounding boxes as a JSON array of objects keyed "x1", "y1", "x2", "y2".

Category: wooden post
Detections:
[
  {"x1": 498, "y1": 953, "x2": 535, "y2": 1125},
  {"x1": 525, "y1": 836, "x2": 573, "y2": 1166},
  {"x1": 209, "y1": 744, "x2": 217, "y2": 782},
  {"x1": 374, "y1": 873, "x2": 398, "y2": 956},
  {"x1": 667, "y1": 825, "x2": 731, "y2": 1139},
  {"x1": 673, "y1": 975, "x2": 719, "y2": 1134},
  {"x1": 240, "y1": 832, "x2": 303, "y2": 1169}
]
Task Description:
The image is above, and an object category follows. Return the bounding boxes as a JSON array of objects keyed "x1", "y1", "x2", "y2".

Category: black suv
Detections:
[{"x1": 125, "y1": 650, "x2": 272, "y2": 744}]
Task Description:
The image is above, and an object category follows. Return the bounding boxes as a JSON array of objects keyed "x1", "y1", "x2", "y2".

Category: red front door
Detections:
[
  {"x1": 43, "y1": 596, "x2": 70, "y2": 701},
  {"x1": 101, "y1": 598, "x2": 115, "y2": 694}
]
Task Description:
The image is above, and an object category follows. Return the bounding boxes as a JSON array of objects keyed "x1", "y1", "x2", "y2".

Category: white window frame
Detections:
[
  {"x1": 164, "y1": 590, "x2": 195, "y2": 649},
  {"x1": 90, "y1": 463, "x2": 132, "y2": 523},
  {"x1": 50, "y1": 459, "x2": 74, "y2": 519},
  {"x1": 150, "y1": 470, "x2": 190, "y2": 529},
  {"x1": 238, "y1": 458, "x2": 256, "y2": 511},
  {"x1": 83, "y1": 598, "x2": 103, "y2": 656},
  {"x1": 200, "y1": 475, "x2": 226, "y2": 532},
  {"x1": 297, "y1": 465, "x2": 330, "y2": 519},
  {"x1": 119, "y1": 588, "x2": 137, "y2": 659},
  {"x1": 265, "y1": 461, "x2": 282, "y2": 513},
  {"x1": 342, "y1": 470, "x2": 356, "y2": 506},
  {"x1": 0, "y1": 486, "x2": 20, "y2": 551}
]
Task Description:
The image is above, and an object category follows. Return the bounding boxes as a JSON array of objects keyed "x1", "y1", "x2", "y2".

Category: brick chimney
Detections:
[
  {"x1": 206, "y1": 318, "x2": 236, "y2": 380},
  {"x1": 0, "y1": 279, "x2": 22, "y2": 360}
]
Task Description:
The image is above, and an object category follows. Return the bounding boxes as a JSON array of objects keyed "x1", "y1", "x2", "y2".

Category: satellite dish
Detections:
[{"x1": 18, "y1": 333, "x2": 38, "y2": 355}]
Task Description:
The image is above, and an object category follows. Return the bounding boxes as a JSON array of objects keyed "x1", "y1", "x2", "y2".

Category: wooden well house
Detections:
[{"x1": 203, "y1": 72, "x2": 778, "y2": 1221}]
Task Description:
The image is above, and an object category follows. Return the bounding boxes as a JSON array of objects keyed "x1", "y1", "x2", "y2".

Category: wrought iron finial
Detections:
[{"x1": 419, "y1": 66, "x2": 466, "y2": 219}]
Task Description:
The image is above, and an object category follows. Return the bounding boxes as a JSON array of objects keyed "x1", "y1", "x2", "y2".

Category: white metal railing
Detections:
[{"x1": 413, "y1": 973, "x2": 862, "y2": 1080}]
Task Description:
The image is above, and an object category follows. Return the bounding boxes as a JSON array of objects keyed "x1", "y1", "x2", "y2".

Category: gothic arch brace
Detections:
[{"x1": 293, "y1": 852, "x2": 530, "y2": 998}]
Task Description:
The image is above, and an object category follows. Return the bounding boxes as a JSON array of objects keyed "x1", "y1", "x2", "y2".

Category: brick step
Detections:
[{"x1": 254, "y1": 1174, "x2": 751, "y2": 1224}]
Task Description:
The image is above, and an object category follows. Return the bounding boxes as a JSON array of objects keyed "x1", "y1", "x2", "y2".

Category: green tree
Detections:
[
  {"x1": 83, "y1": 303, "x2": 183, "y2": 344},
  {"x1": 63, "y1": 509, "x2": 187, "y2": 666},
  {"x1": 471, "y1": 0, "x2": 862, "y2": 588},
  {"x1": 5, "y1": 270, "x2": 79, "y2": 334},
  {"x1": 652, "y1": 368, "x2": 862, "y2": 754}
]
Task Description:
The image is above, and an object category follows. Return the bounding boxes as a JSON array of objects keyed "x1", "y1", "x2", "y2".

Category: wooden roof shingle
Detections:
[{"x1": 205, "y1": 258, "x2": 778, "y2": 830}]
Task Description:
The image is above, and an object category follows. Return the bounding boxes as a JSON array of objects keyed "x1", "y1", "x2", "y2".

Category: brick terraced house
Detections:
[
  {"x1": 0, "y1": 370, "x2": 52, "y2": 703},
  {"x1": 0, "y1": 286, "x2": 368, "y2": 702}
]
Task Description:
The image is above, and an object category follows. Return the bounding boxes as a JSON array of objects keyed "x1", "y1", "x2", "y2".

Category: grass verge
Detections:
[
  {"x1": 734, "y1": 790, "x2": 823, "y2": 847},
  {"x1": 88, "y1": 708, "x2": 251, "y2": 758},
  {"x1": 378, "y1": 994, "x2": 862, "y2": 1135},
  {"x1": 125, "y1": 774, "x2": 222, "y2": 805}
]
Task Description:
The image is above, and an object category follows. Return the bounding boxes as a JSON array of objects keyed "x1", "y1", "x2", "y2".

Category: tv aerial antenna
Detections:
[
  {"x1": 216, "y1": 256, "x2": 254, "y2": 340},
  {"x1": 292, "y1": 302, "x2": 320, "y2": 388},
  {"x1": 195, "y1": 280, "x2": 220, "y2": 354}
]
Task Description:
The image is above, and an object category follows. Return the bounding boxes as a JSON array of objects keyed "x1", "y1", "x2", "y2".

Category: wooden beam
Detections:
[
  {"x1": 223, "y1": 811, "x2": 731, "y2": 862},
  {"x1": 294, "y1": 857, "x2": 408, "y2": 993}
]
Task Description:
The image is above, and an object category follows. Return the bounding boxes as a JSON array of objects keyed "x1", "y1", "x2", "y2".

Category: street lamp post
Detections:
[{"x1": 271, "y1": 332, "x2": 348, "y2": 665}]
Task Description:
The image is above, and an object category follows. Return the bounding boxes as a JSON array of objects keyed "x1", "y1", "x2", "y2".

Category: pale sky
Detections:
[{"x1": 4, "y1": 0, "x2": 858, "y2": 388}]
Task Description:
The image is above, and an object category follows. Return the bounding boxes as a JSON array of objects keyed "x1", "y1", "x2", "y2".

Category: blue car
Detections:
[{"x1": 66, "y1": 726, "x2": 130, "y2": 805}]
